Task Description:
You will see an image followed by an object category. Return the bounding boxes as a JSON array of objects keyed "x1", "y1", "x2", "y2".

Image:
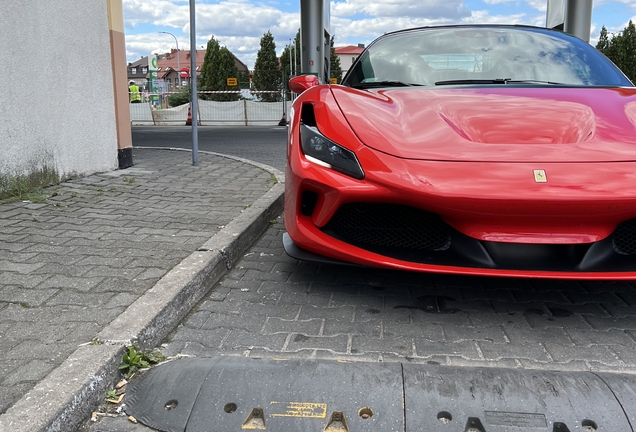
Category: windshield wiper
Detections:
[
  {"x1": 435, "y1": 78, "x2": 565, "y2": 86},
  {"x1": 435, "y1": 79, "x2": 509, "y2": 86},
  {"x1": 352, "y1": 80, "x2": 421, "y2": 89},
  {"x1": 505, "y1": 79, "x2": 565, "y2": 85}
]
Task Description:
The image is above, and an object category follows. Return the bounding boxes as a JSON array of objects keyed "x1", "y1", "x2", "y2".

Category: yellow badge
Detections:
[
  {"x1": 270, "y1": 402, "x2": 327, "y2": 418},
  {"x1": 533, "y1": 169, "x2": 547, "y2": 183}
]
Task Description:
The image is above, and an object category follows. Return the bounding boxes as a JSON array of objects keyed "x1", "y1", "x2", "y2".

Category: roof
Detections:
[
  {"x1": 156, "y1": 49, "x2": 248, "y2": 78},
  {"x1": 128, "y1": 56, "x2": 149, "y2": 68},
  {"x1": 335, "y1": 45, "x2": 365, "y2": 55},
  {"x1": 157, "y1": 49, "x2": 204, "y2": 78}
]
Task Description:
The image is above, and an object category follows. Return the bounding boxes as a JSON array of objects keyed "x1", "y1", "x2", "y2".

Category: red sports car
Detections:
[{"x1": 283, "y1": 25, "x2": 636, "y2": 279}]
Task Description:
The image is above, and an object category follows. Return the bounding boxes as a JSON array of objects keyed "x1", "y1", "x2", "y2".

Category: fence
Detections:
[{"x1": 130, "y1": 91, "x2": 293, "y2": 126}]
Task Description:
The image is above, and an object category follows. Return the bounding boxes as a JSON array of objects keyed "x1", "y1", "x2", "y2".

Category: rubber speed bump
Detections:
[
  {"x1": 125, "y1": 356, "x2": 636, "y2": 431},
  {"x1": 125, "y1": 357, "x2": 404, "y2": 432}
]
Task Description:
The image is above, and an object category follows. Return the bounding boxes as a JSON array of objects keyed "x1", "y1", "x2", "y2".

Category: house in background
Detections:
[
  {"x1": 156, "y1": 49, "x2": 249, "y2": 91},
  {"x1": 127, "y1": 56, "x2": 152, "y2": 89},
  {"x1": 334, "y1": 44, "x2": 365, "y2": 79}
]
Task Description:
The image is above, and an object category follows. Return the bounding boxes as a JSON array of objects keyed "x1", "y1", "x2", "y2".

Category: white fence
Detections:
[{"x1": 130, "y1": 91, "x2": 292, "y2": 126}]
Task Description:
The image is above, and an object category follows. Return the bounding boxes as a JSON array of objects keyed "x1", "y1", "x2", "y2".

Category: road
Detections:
[
  {"x1": 132, "y1": 125, "x2": 288, "y2": 171},
  {"x1": 85, "y1": 126, "x2": 636, "y2": 431}
]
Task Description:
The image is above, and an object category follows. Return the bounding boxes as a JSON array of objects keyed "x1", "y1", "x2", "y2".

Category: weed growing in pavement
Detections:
[
  {"x1": 270, "y1": 173, "x2": 278, "y2": 184},
  {"x1": 0, "y1": 167, "x2": 59, "y2": 201},
  {"x1": 26, "y1": 191, "x2": 48, "y2": 203},
  {"x1": 71, "y1": 192, "x2": 78, "y2": 198},
  {"x1": 0, "y1": 181, "x2": 49, "y2": 204},
  {"x1": 119, "y1": 344, "x2": 166, "y2": 378},
  {"x1": 105, "y1": 390, "x2": 118, "y2": 400},
  {"x1": 122, "y1": 177, "x2": 135, "y2": 185}
]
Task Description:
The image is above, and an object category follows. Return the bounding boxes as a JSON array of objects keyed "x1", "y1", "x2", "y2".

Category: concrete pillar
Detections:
[
  {"x1": 564, "y1": 0, "x2": 593, "y2": 43},
  {"x1": 546, "y1": 0, "x2": 593, "y2": 42},
  {"x1": 107, "y1": 0, "x2": 134, "y2": 168},
  {"x1": 300, "y1": 0, "x2": 330, "y2": 83}
]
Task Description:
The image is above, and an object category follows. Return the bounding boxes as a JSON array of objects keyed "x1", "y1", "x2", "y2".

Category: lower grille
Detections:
[
  {"x1": 613, "y1": 219, "x2": 636, "y2": 255},
  {"x1": 323, "y1": 203, "x2": 451, "y2": 251}
]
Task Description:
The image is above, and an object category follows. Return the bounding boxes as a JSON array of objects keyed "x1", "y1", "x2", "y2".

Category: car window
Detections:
[{"x1": 344, "y1": 27, "x2": 633, "y2": 88}]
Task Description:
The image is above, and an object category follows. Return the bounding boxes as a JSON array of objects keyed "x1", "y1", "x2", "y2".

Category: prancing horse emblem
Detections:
[{"x1": 533, "y1": 169, "x2": 547, "y2": 183}]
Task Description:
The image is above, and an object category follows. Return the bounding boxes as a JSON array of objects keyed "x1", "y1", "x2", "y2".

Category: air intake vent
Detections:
[
  {"x1": 324, "y1": 203, "x2": 451, "y2": 251},
  {"x1": 613, "y1": 219, "x2": 636, "y2": 255}
]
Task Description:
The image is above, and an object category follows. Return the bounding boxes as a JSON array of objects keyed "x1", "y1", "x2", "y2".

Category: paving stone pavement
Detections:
[
  {"x1": 81, "y1": 215, "x2": 636, "y2": 432},
  {"x1": 0, "y1": 148, "x2": 276, "y2": 416},
  {"x1": 162, "y1": 219, "x2": 636, "y2": 374}
]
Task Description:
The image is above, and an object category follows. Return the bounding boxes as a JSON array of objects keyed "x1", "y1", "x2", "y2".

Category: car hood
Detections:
[{"x1": 331, "y1": 86, "x2": 636, "y2": 162}]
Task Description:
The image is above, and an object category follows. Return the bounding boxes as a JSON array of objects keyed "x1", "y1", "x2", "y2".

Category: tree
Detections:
[
  {"x1": 597, "y1": 26, "x2": 611, "y2": 53},
  {"x1": 199, "y1": 37, "x2": 220, "y2": 92},
  {"x1": 199, "y1": 37, "x2": 240, "y2": 101},
  {"x1": 330, "y1": 35, "x2": 343, "y2": 84},
  {"x1": 253, "y1": 31, "x2": 282, "y2": 102},
  {"x1": 596, "y1": 20, "x2": 636, "y2": 83}
]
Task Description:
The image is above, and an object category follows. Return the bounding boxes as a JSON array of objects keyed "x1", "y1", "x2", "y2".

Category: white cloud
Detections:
[
  {"x1": 123, "y1": 0, "x2": 181, "y2": 28},
  {"x1": 331, "y1": 0, "x2": 469, "y2": 19},
  {"x1": 462, "y1": 10, "x2": 527, "y2": 24},
  {"x1": 122, "y1": 0, "x2": 628, "y2": 68}
]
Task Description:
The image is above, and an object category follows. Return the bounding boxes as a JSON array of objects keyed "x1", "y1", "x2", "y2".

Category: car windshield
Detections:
[{"x1": 343, "y1": 26, "x2": 633, "y2": 88}]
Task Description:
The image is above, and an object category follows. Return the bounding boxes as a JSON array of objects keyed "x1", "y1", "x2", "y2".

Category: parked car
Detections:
[{"x1": 283, "y1": 24, "x2": 636, "y2": 279}]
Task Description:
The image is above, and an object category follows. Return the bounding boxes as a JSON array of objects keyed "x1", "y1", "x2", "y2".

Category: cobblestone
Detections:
[
  {"x1": 0, "y1": 148, "x2": 274, "y2": 415},
  {"x1": 160, "y1": 218, "x2": 636, "y2": 379},
  {"x1": 155, "y1": 219, "x2": 636, "y2": 384}
]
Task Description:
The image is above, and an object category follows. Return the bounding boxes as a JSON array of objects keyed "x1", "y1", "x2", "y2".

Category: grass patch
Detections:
[{"x1": 0, "y1": 166, "x2": 60, "y2": 201}]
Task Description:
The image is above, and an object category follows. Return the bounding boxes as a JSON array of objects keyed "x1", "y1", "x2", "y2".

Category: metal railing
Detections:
[{"x1": 129, "y1": 91, "x2": 293, "y2": 126}]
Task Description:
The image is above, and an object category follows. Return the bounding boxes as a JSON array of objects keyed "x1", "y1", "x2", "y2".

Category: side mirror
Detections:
[{"x1": 289, "y1": 75, "x2": 320, "y2": 93}]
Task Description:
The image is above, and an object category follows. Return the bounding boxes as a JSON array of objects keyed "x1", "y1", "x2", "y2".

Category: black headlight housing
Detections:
[{"x1": 299, "y1": 124, "x2": 365, "y2": 180}]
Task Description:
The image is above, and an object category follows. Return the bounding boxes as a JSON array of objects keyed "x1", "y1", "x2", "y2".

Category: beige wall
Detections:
[
  {"x1": 108, "y1": 0, "x2": 133, "y2": 154},
  {"x1": 0, "y1": 0, "x2": 118, "y2": 185}
]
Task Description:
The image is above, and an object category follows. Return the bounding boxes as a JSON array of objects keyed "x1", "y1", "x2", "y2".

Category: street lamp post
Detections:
[{"x1": 159, "y1": 31, "x2": 180, "y2": 89}]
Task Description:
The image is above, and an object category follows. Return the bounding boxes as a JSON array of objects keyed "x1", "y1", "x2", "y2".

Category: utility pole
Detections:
[{"x1": 189, "y1": 0, "x2": 198, "y2": 165}]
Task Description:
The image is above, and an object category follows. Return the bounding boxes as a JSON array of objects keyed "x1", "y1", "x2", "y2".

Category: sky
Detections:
[{"x1": 122, "y1": 0, "x2": 636, "y2": 69}]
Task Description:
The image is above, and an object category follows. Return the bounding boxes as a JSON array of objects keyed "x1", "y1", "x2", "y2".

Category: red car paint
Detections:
[{"x1": 283, "y1": 26, "x2": 636, "y2": 279}]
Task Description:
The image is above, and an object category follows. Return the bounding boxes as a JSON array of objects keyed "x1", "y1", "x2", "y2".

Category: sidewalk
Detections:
[{"x1": 0, "y1": 147, "x2": 284, "y2": 431}]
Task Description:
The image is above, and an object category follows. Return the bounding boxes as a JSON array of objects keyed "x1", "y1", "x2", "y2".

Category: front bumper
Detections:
[{"x1": 284, "y1": 128, "x2": 636, "y2": 279}]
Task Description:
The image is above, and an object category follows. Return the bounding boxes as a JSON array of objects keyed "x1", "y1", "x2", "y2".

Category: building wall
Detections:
[
  {"x1": 337, "y1": 54, "x2": 358, "y2": 76},
  {"x1": 0, "y1": 1, "x2": 118, "y2": 188}
]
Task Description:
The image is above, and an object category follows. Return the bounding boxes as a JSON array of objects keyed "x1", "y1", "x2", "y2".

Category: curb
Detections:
[{"x1": 0, "y1": 150, "x2": 285, "y2": 432}]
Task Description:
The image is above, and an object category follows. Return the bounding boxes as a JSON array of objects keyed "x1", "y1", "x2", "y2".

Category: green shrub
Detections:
[{"x1": 167, "y1": 89, "x2": 191, "y2": 107}]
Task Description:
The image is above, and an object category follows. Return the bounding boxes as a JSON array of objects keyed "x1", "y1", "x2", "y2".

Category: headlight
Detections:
[{"x1": 300, "y1": 124, "x2": 364, "y2": 180}]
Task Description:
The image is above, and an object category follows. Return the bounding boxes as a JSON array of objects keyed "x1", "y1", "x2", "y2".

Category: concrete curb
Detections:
[{"x1": 0, "y1": 151, "x2": 285, "y2": 432}]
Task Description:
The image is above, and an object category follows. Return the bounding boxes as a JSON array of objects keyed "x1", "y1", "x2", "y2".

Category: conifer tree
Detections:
[
  {"x1": 596, "y1": 21, "x2": 636, "y2": 83},
  {"x1": 253, "y1": 31, "x2": 281, "y2": 102},
  {"x1": 199, "y1": 37, "x2": 240, "y2": 101},
  {"x1": 199, "y1": 37, "x2": 220, "y2": 95},
  {"x1": 330, "y1": 35, "x2": 343, "y2": 84}
]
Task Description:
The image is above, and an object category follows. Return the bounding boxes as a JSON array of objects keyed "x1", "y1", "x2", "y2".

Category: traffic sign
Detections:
[
  {"x1": 180, "y1": 68, "x2": 190, "y2": 78},
  {"x1": 227, "y1": 78, "x2": 238, "y2": 86}
]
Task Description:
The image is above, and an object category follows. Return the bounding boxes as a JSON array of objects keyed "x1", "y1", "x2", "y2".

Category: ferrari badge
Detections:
[{"x1": 533, "y1": 169, "x2": 547, "y2": 183}]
